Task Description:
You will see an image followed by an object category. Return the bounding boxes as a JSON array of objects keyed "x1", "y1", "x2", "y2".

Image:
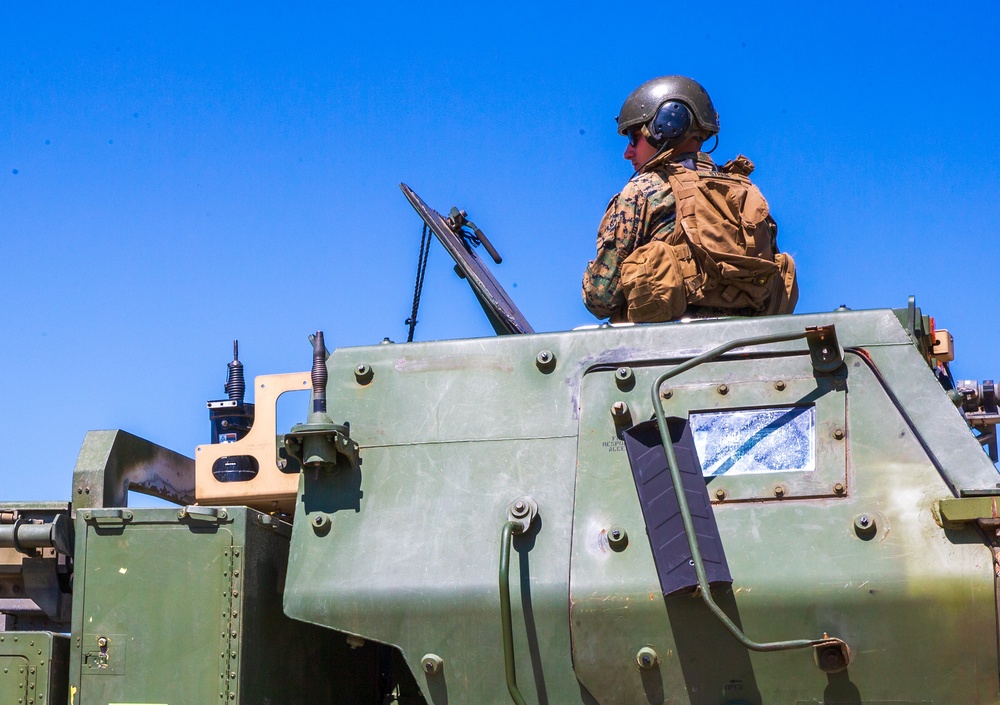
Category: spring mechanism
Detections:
[
  {"x1": 224, "y1": 340, "x2": 245, "y2": 402},
  {"x1": 311, "y1": 331, "x2": 328, "y2": 414}
]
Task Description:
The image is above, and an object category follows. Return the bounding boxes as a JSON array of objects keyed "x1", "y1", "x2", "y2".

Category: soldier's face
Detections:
[{"x1": 624, "y1": 129, "x2": 657, "y2": 170}]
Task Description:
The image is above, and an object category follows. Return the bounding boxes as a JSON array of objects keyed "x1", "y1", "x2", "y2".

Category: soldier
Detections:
[{"x1": 582, "y1": 76, "x2": 796, "y2": 323}]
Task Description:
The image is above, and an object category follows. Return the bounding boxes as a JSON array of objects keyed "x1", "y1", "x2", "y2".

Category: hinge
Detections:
[{"x1": 218, "y1": 545, "x2": 243, "y2": 702}]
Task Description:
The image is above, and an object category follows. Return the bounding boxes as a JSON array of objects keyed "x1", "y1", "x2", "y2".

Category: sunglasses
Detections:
[{"x1": 626, "y1": 128, "x2": 645, "y2": 147}]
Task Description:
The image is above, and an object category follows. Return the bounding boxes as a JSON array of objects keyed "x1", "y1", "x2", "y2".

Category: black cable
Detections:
[{"x1": 405, "y1": 224, "x2": 432, "y2": 342}]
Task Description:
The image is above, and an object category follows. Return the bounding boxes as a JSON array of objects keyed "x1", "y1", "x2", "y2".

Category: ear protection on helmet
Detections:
[{"x1": 644, "y1": 101, "x2": 692, "y2": 150}]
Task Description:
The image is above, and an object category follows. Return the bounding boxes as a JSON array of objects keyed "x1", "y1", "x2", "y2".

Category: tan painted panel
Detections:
[{"x1": 195, "y1": 372, "x2": 309, "y2": 513}]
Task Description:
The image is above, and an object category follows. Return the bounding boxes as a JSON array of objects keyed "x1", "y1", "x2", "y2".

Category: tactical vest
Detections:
[{"x1": 619, "y1": 155, "x2": 798, "y2": 322}]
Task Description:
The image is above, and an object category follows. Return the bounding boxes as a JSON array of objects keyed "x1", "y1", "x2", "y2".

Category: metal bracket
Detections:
[
  {"x1": 806, "y1": 325, "x2": 845, "y2": 373},
  {"x1": 505, "y1": 496, "x2": 538, "y2": 535}
]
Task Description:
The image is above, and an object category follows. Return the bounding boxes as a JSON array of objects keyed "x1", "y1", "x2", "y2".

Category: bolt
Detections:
[
  {"x1": 616, "y1": 367, "x2": 632, "y2": 380},
  {"x1": 608, "y1": 525, "x2": 628, "y2": 549},
  {"x1": 833, "y1": 428, "x2": 845, "y2": 440},
  {"x1": 816, "y1": 645, "x2": 848, "y2": 673},
  {"x1": 717, "y1": 384, "x2": 729, "y2": 395},
  {"x1": 636, "y1": 646, "x2": 659, "y2": 670},
  {"x1": 421, "y1": 653, "x2": 443, "y2": 675},
  {"x1": 854, "y1": 513, "x2": 877, "y2": 538},
  {"x1": 774, "y1": 380, "x2": 786, "y2": 391},
  {"x1": 97, "y1": 637, "x2": 108, "y2": 648},
  {"x1": 354, "y1": 364, "x2": 373, "y2": 384},
  {"x1": 510, "y1": 499, "x2": 530, "y2": 519},
  {"x1": 773, "y1": 485, "x2": 785, "y2": 498},
  {"x1": 715, "y1": 489, "x2": 727, "y2": 500},
  {"x1": 833, "y1": 483, "x2": 845, "y2": 495},
  {"x1": 610, "y1": 401, "x2": 629, "y2": 418},
  {"x1": 660, "y1": 388, "x2": 673, "y2": 400}
]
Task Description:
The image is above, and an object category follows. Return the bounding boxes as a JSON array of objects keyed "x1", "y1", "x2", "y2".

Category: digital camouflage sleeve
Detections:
[{"x1": 582, "y1": 178, "x2": 677, "y2": 320}]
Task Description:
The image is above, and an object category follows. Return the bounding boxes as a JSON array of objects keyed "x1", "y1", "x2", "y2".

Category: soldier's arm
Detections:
[{"x1": 582, "y1": 184, "x2": 646, "y2": 319}]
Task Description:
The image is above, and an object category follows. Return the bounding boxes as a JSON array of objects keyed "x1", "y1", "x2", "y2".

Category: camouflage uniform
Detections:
[{"x1": 583, "y1": 151, "x2": 716, "y2": 321}]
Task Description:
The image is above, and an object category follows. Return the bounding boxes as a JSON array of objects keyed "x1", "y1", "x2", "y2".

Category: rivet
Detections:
[
  {"x1": 660, "y1": 388, "x2": 673, "y2": 400},
  {"x1": 717, "y1": 384, "x2": 729, "y2": 395},
  {"x1": 774, "y1": 380, "x2": 786, "y2": 391},
  {"x1": 833, "y1": 483, "x2": 845, "y2": 495},
  {"x1": 715, "y1": 488, "x2": 727, "y2": 500},
  {"x1": 773, "y1": 485, "x2": 785, "y2": 498},
  {"x1": 833, "y1": 428, "x2": 845, "y2": 440}
]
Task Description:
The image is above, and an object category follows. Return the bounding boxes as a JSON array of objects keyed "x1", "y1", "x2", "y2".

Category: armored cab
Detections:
[{"x1": 1, "y1": 187, "x2": 999, "y2": 704}]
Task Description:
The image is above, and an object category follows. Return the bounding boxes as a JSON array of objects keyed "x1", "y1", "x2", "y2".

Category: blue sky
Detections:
[{"x1": 3, "y1": 3, "x2": 999, "y2": 501}]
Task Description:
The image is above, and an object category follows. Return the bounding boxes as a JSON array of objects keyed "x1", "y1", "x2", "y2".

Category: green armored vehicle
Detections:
[{"x1": 1, "y1": 186, "x2": 999, "y2": 705}]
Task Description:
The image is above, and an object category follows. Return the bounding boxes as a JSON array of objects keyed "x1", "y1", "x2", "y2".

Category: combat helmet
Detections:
[{"x1": 616, "y1": 76, "x2": 719, "y2": 146}]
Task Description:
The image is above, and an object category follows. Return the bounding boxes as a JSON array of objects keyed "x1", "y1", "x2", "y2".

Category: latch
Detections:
[
  {"x1": 83, "y1": 636, "x2": 110, "y2": 669},
  {"x1": 806, "y1": 325, "x2": 845, "y2": 373},
  {"x1": 178, "y1": 506, "x2": 230, "y2": 523},
  {"x1": 82, "y1": 509, "x2": 134, "y2": 525}
]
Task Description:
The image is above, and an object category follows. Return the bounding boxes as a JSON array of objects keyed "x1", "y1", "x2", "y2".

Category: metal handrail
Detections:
[
  {"x1": 649, "y1": 328, "x2": 849, "y2": 659},
  {"x1": 499, "y1": 520, "x2": 529, "y2": 705}
]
